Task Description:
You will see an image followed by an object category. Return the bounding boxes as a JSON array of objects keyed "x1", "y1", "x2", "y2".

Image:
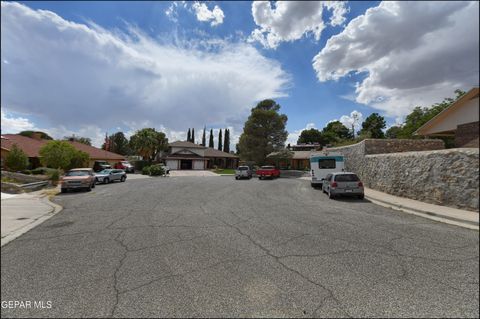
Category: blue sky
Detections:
[{"x1": 1, "y1": 1, "x2": 478, "y2": 147}]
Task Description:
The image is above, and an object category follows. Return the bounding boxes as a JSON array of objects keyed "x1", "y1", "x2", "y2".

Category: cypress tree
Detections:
[
  {"x1": 223, "y1": 129, "x2": 230, "y2": 153},
  {"x1": 187, "y1": 128, "x2": 191, "y2": 142},
  {"x1": 218, "y1": 129, "x2": 223, "y2": 151},
  {"x1": 201, "y1": 126, "x2": 206, "y2": 146},
  {"x1": 209, "y1": 129, "x2": 214, "y2": 148},
  {"x1": 191, "y1": 128, "x2": 195, "y2": 144}
]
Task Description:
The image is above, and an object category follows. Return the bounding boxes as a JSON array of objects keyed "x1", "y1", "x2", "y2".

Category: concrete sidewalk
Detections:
[
  {"x1": 365, "y1": 188, "x2": 479, "y2": 230},
  {"x1": 1, "y1": 190, "x2": 63, "y2": 246}
]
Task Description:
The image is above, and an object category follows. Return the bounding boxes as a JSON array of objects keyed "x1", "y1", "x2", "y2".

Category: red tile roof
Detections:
[
  {"x1": 1, "y1": 134, "x2": 124, "y2": 160},
  {"x1": 1, "y1": 134, "x2": 47, "y2": 157},
  {"x1": 66, "y1": 141, "x2": 125, "y2": 160}
]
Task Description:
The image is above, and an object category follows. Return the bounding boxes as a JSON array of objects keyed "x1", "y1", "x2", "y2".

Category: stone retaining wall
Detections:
[{"x1": 328, "y1": 140, "x2": 479, "y2": 211}]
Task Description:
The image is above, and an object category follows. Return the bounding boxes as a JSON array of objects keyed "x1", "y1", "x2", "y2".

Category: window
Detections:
[
  {"x1": 335, "y1": 174, "x2": 360, "y2": 182},
  {"x1": 318, "y1": 159, "x2": 336, "y2": 169}
]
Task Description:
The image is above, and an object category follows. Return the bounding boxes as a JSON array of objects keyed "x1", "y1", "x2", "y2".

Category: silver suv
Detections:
[
  {"x1": 235, "y1": 166, "x2": 252, "y2": 180},
  {"x1": 322, "y1": 172, "x2": 364, "y2": 199}
]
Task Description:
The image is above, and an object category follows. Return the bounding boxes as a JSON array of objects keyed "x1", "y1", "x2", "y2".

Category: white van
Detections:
[{"x1": 310, "y1": 151, "x2": 345, "y2": 187}]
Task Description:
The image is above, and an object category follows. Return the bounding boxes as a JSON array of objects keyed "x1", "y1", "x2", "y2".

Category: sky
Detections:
[{"x1": 1, "y1": 1, "x2": 479, "y2": 148}]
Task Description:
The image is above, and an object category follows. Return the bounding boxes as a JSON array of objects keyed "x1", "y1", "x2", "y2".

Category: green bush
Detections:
[
  {"x1": 22, "y1": 170, "x2": 32, "y2": 175},
  {"x1": 31, "y1": 167, "x2": 59, "y2": 175},
  {"x1": 134, "y1": 160, "x2": 150, "y2": 172},
  {"x1": 5, "y1": 145, "x2": 29, "y2": 172},
  {"x1": 48, "y1": 169, "x2": 60, "y2": 182},
  {"x1": 142, "y1": 166, "x2": 151, "y2": 175},
  {"x1": 149, "y1": 164, "x2": 165, "y2": 176},
  {"x1": 68, "y1": 150, "x2": 90, "y2": 169}
]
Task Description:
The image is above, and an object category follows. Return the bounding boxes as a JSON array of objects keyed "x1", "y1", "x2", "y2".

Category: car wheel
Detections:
[
  {"x1": 91, "y1": 182, "x2": 95, "y2": 189},
  {"x1": 328, "y1": 190, "x2": 335, "y2": 199},
  {"x1": 235, "y1": 176, "x2": 239, "y2": 180},
  {"x1": 61, "y1": 188, "x2": 67, "y2": 193},
  {"x1": 358, "y1": 194, "x2": 364, "y2": 200},
  {"x1": 86, "y1": 185, "x2": 92, "y2": 192},
  {"x1": 121, "y1": 176, "x2": 126, "y2": 182},
  {"x1": 104, "y1": 178, "x2": 109, "y2": 184}
]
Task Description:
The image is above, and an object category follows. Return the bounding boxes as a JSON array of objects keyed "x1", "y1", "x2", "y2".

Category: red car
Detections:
[
  {"x1": 256, "y1": 166, "x2": 280, "y2": 180},
  {"x1": 113, "y1": 161, "x2": 134, "y2": 173}
]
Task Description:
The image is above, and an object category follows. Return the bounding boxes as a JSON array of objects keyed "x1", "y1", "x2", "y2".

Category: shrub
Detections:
[
  {"x1": 142, "y1": 166, "x2": 151, "y2": 175},
  {"x1": 5, "y1": 145, "x2": 29, "y2": 172},
  {"x1": 39, "y1": 141, "x2": 77, "y2": 170},
  {"x1": 48, "y1": 169, "x2": 60, "y2": 182},
  {"x1": 134, "y1": 160, "x2": 150, "y2": 172},
  {"x1": 31, "y1": 167, "x2": 58, "y2": 175},
  {"x1": 149, "y1": 164, "x2": 165, "y2": 176},
  {"x1": 68, "y1": 150, "x2": 90, "y2": 169},
  {"x1": 22, "y1": 170, "x2": 32, "y2": 175}
]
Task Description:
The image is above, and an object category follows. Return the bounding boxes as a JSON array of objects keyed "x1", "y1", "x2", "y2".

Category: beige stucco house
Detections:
[
  {"x1": 415, "y1": 87, "x2": 479, "y2": 147},
  {"x1": 163, "y1": 141, "x2": 238, "y2": 170}
]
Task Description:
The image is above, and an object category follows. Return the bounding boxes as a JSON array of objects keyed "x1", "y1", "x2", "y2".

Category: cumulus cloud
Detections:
[
  {"x1": 1, "y1": 2, "x2": 289, "y2": 147},
  {"x1": 192, "y1": 2, "x2": 224, "y2": 26},
  {"x1": 313, "y1": 1, "x2": 479, "y2": 118},
  {"x1": 338, "y1": 110, "x2": 363, "y2": 132},
  {"x1": 250, "y1": 1, "x2": 349, "y2": 49},
  {"x1": 1, "y1": 109, "x2": 36, "y2": 133}
]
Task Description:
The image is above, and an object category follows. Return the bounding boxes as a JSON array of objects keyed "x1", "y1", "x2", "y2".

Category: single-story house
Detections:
[
  {"x1": 266, "y1": 143, "x2": 322, "y2": 170},
  {"x1": 0, "y1": 133, "x2": 125, "y2": 169},
  {"x1": 267, "y1": 150, "x2": 313, "y2": 170},
  {"x1": 163, "y1": 141, "x2": 238, "y2": 170},
  {"x1": 415, "y1": 87, "x2": 479, "y2": 148}
]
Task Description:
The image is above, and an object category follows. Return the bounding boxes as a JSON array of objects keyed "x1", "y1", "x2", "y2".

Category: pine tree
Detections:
[
  {"x1": 187, "y1": 128, "x2": 191, "y2": 142},
  {"x1": 218, "y1": 129, "x2": 223, "y2": 151},
  {"x1": 209, "y1": 129, "x2": 214, "y2": 148},
  {"x1": 201, "y1": 126, "x2": 206, "y2": 146},
  {"x1": 223, "y1": 129, "x2": 230, "y2": 153},
  {"x1": 191, "y1": 128, "x2": 195, "y2": 144}
]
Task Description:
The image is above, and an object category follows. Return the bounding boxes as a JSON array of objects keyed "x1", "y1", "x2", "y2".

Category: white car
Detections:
[{"x1": 95, "y1": 169, "x2": 127, "y2": 184}]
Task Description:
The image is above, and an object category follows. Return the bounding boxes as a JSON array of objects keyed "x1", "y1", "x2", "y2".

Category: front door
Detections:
[{"x1": 180, "y1": 160, "x2": 192, "y2": 170}]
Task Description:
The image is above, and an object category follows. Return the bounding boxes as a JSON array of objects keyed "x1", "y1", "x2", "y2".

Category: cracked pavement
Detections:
[{"x1": 1, "y1": 176, "x2": 478, "y2": 317}]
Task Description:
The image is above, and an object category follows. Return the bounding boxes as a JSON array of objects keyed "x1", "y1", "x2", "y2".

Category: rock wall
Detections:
[{"x1": 328, "y1": 140, "x2": 479, "y2": 211}]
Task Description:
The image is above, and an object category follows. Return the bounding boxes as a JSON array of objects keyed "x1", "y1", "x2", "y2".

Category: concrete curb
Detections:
[
  {"x1": 366, "y1": 196, "x2": 479, "y2": 231},
  {"x1": 1, "y1": 193, "x2": 63, "y2": 247}
]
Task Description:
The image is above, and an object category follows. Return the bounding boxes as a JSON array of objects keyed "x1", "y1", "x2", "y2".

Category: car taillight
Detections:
[
  {"x1": 331, "y1": 182, "x2": 337, "y2": 187},
  {"x1": 358, "y1": 182, "x2": 363, "y2": 187}
]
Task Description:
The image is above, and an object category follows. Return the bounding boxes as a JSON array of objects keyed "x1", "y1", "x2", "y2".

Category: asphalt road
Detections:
[{"x1": 1, "y1": 176, "x2": 479, "y2": 318}]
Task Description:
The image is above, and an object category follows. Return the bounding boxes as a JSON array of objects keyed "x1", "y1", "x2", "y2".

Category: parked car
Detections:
[
  {"x1": 60, "y1": 168, "x2": 96, "y2": 193},
  {"x1": 95, "y1": 169, "x2": 127, "y2": 184},
  {"x1": 114, "y1": 161, "x2": 134, "y2": 173},
  {"x1": 322, "y1": 172, "x2": 364, "y2": 199},
  {"x1": 93, "y1": 160, "x2": 112, "y2": 172},
  {"x1": 235, "y1": 166, "x2": 252, "y2": 180},
  {"x1": 256, "y1": 165, "x2": 280, "y2": 179}
]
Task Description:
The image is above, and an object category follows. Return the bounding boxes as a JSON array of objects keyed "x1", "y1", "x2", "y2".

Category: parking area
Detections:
[{"x1": 1, "y1": 177, "x2": 478, "y2": 318}]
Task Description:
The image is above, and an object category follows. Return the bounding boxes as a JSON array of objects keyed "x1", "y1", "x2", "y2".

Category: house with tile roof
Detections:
[
  {"x1": 163, "y1": 141, "x2": 238, "y2": 170},
  {"x1": 1, "y1": 133, "x2": 125, "y2": 169}
]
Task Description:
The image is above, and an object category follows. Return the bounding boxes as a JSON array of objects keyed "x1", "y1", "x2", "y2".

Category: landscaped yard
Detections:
[{"x1": 211, "y1": 168, "x2": 235, "y2": 175}]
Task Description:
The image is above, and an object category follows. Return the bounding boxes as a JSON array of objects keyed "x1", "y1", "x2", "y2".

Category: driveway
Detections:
[
  {"x1": 169, "y1": 170, "x2": 219, "y2": 177},
  {"x1": 1, "y1": 177, "x2": 478, "y2": 318}
]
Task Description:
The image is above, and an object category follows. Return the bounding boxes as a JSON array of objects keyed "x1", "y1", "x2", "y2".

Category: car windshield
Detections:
[
  {"x1": 121, "y1": 161, "x2": 130, "y2": 165},
  {"x1": 335, "y1": 174, "x2": 360, "y2": 182},
  {"x1": 238, "y1": 167, "x2": 249, "y2": 170},
  {"x1": 65, "y1": 171, "x2": 90, "y2": 176},
  {"x1": 98, "y1": 169, "x2": 113, "y2": 174},
  {"x1": 260, "y1": 166, "x2": 274, "y2": 170}
]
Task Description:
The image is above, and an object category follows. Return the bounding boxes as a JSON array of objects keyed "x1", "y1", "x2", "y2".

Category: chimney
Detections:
[{"x1": 31, "y1": 132, "x2": 43, "y2": 141}]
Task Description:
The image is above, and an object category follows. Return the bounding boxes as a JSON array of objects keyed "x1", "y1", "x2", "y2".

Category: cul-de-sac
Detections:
[{"x1": 1, "y1": 1, "x2": 479, "y2": 318}]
